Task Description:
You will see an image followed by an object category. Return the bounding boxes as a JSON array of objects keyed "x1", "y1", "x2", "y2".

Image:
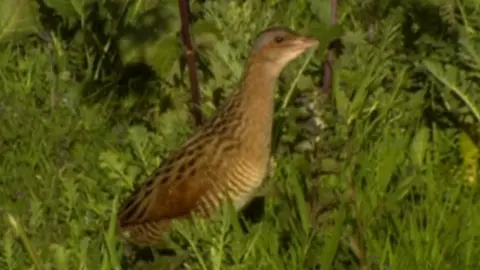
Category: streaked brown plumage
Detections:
[{"x1": 117, "y1": 27, "x2": 318, "y2": 245}]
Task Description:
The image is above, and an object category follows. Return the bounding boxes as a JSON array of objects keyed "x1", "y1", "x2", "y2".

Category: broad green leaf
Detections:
[
  {"x1": 191, "y1": 19, "x2": 222, "y2": 47},
  {"x1": 308, "y1": 21, "x2": 344, "y2": 57},
  {"x1": 295, "y1": 74, "x2": 314, "y2": 90},
  {"x1": 424, "y1": 59, "x2": 480, "y2": 124},
  {"x1": 319, "y1": 207, "x2": 346, "y2": 269},
  {"x1": 333, "y1": 87, "x2": 350, "y2": 121},
  {"x1": 43, "y1": 0, "x2": 81, "y2": 18},
  {"x1": 307, "y1": 0, "x2": 332, "y2": 24},
  {"x1": 0, "y1": 0, "x2": 41, "y2": 42},
  {"x1": 410, "y1": 126, "x2": 430, "y2": 168},
  {"x1": 98, "y1": 150, "x2": 127, "y2": 179},
  {"x1": 290, "y1": 173, "x2": 310, "y2": 235},
  {"x1": 459, "y1": 131, "x2": 479, "y2": 184},
  {"x1": 147, "y1": 36, "x2": 182, "y2": 77},
  {"x1": 320, "y1": 158, "x2": 341, "y2": 173},
  {"x1": 51, "y1": 244, "x2": 68, "y2": 270}
]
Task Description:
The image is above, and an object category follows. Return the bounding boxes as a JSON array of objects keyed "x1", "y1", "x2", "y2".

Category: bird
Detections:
[{"x1": 116, "y1": 26, "x2": 319, "y2": 246}]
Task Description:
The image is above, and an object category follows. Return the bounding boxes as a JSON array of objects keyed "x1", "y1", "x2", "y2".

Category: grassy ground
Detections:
[{"x1": 2, "y1": 1, "x2": 480, "y2": 269}]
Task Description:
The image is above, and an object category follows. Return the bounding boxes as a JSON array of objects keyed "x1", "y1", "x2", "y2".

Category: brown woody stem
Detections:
[{"x1": 178, "y1": 0, "x2": 203, "y2": 126}]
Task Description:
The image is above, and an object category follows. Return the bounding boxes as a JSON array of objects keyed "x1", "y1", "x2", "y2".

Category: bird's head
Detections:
[{"x1": 249, "y1": 27, "x2": 318, "y2": 69}]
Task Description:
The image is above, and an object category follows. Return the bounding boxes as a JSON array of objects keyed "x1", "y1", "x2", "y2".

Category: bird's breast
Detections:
[
  {"x1": 195, "y1": 156, "x2": 268, "y2": 216},
  {"x1": 226, "y1": 158, "x2": 267, "y2": 210}
]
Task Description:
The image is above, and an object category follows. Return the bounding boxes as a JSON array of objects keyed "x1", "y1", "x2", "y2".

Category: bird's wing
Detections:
[{"x1": 117, "y1": 130, "x2": 237, "y2": 227}]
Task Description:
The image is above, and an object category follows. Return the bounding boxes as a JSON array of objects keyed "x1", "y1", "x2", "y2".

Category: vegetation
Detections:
[{"x1": 1, "y1": 0, "x2": 480, "y2": 269}]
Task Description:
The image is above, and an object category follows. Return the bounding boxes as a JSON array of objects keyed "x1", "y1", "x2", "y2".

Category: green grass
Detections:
[{"x1": 2, "y1": 0, "x2": 480, "y2": 269}]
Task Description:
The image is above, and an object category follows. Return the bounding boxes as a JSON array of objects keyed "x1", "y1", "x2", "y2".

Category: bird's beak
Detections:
[{"x1": 291, "y1": 36, "x2": 319, "y2": 50}]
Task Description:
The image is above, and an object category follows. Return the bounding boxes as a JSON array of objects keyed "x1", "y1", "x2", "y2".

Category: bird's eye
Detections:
[{"x1": 274, "y1": 36, "x2": 285, "y2": 43}]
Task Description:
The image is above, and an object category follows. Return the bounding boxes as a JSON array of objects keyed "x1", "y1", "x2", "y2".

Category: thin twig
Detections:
[
  {"x1": 322, "y1": 0, "x2": 338, "y2": 94},
  {"x1": 178, "y1": 0, "x2": 203, "y2": 126}
]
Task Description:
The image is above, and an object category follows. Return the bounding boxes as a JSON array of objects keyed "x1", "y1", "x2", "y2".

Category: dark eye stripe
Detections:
[{"x1": 274, "y1": 36, "x2": 285, "y2": 43}]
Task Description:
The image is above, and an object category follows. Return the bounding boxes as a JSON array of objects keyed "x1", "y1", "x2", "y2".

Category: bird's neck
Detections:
[
  {"x1": 234, "y1": 60, "x2": 280, "y2": 155},
  {"x1": 237, "y1": 60, "x2": 279, "y2": 119}
]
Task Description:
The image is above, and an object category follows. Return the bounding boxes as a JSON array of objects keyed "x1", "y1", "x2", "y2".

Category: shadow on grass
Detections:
[{"x1": 36, "y1": 0, "x2": 180, "y2": 125}]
